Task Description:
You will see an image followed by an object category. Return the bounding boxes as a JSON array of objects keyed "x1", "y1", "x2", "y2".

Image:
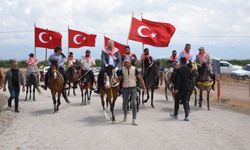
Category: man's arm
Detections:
[
  {"x1": 136, "y1": 74, "x2": 146, "y2": 90},
  {"x1": 116, "y1": 52, "x2": 122, "y2": 70},
  {"x1": 101, "y1": 52, "x2": 108, "y2": 67}
]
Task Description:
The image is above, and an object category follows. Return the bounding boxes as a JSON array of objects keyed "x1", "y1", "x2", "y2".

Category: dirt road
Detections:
[{"x1": 0, "y1": 89, "x2": 250, "y2": 150}]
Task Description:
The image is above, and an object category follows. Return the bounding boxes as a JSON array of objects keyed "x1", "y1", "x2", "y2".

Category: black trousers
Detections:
[{"x1": 174, "y1": 91, "x2": 189, "y2": 117}]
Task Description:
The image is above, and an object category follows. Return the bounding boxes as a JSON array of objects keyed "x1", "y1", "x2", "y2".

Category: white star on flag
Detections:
[{"x1": 151, "y1": 32, "x2": 157, "y2": 38}]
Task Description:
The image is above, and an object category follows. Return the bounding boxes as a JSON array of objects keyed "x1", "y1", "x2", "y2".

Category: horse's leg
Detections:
[
  {"x1": 165, "y1": 84, "x2": 168, "y2": 101},
  {"x1": 62, "y1": 89, "x2": 70, "y2": 103},
  {"x1": 67, "y1": 83, "x2": 70, "y2": 96},
  {"x1": 29, "y1": 85, "x2": 32, "y2": 100},
  {"x1": 80, "y1": 87, "x2": 84, "y2": 105},
  {"x1": 73, "y1": 82, "x2": 76, "y2": 96},
  {"x1": 194, "y1": 88, "x2": 197, "y2": 106},
  {"x1": 25, "y1": 86, "x2": 28, "y2": 101},
  {"x1": 151, "y1": 88, "x2": 155, "y2": 108},
  {"x1": 84, "y1": 89, "x2": 87, "y2": 105},
  {"x1": 207, "y1": 90, "x2": 210, "y2": 111},
  {"x1": 199, "y1": 89, "x2": 203, "y2": 108},
  {"x1": 33, "y1": 85, "x2": 36, "y2": 101},
  {"x1": 142, "y1": 90, "x2": 144, "y2": 105},
  {"x1": 143, "y1": 88, "x2": 150, "y2": 103},
  {"x1": 52, "y1": 94, "x2": 57, "y2": 113},
  {"x1": 57, "y1": 93, "x2": 61, "y2": 111}
]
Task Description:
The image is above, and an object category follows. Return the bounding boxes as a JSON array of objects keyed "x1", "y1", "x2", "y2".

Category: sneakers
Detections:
[
  {"x1": 132, "y1": 119, "x2": 137, "y2": 126},
  {"x1": 15, "y1": 109, "x2": 20, "y2": 113},
  {"x1": 170, "y1": 113, "x2": 178, "y2": 119},
  {"x1": 8, "y1": 102, "x2": 11, "y2": 108},
  {"x1": 184, "y1": 117, "x2": 189, "y2": 121}
]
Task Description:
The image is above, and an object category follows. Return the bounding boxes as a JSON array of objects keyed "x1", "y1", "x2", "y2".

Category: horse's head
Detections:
[
  {"x1": 199, "y1": 62, "x2": 211, "y2": 81},
  {"x1": 104, "y1": 65, "x2": 119, "y2": 88},
  {"x1": 50, "y1": 62, "x2": 59, "y2": 80}
]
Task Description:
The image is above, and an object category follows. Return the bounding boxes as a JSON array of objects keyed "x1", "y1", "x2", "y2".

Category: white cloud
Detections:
[{"x1": 0, "y1": 0, "x2": 250, "y2": 60}]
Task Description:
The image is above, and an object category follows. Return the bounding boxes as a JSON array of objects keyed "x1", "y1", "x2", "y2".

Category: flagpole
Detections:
[
  {"x1": 34, "y1": 22, "x2": 37, "y2": 57},
  {"x1": 45, "y1": 28, "x2": 48, "y2": 64},
  {"x1": 126, "y1": 11, "x2": 134, "y2": 45},
  {"x1": 141, "y1": 12, "x2": 145, "y2": 73},
  {"x1": 68, "y1": 25, "x2": 70, "y2": 57}
]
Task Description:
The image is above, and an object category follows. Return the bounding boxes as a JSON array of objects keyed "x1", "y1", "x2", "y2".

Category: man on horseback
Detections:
[
  {"x1": 177, "y1": 43, "x2": 193, "y2": 64},
  {"x1": 170, "y1": 57, "x2": 192, "y2": 121},
  {"x1": 66, "y1": 52, "x2": 76, "y2": 73},
  {"x1": 26, "y1": 53, "x2": 39, "y2": 85},
  {"x1": 80, "y1": 49, "x2": 96, "y2": 90},
  {"x1": 167, "y1": 50, "x2": 178, "y2": 67},
  {"x1": 121, "y1": 45, "x2": 138, "y2": 66},
  {"x1": 119, "y1": 57, "x2": 146, "y2": 126},
  {"x1": 141, "y1": 48, "x2": 153, "y2": 72},
  {"x1": 94, "y1": 40, "x2": 122, "y2": 94},
  {"x1": 42, "y1": 46, "x2": 68, "y2": 90},
  {"x1": 195, "y1": 47, "x2": 215, "y2": 90}
]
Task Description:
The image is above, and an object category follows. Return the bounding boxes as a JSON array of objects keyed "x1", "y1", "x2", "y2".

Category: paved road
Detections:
[{"x1": 0, "y1": 89, "x2": 250, "y2": 150}]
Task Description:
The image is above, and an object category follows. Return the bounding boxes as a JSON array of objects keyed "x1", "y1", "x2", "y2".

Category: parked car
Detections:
[
  {"x1": 231, "y1": 64, "x2": 250, "y2": 80},
  {"x1": 220, "y1": 61, "x2": 242, "y2": 74}
]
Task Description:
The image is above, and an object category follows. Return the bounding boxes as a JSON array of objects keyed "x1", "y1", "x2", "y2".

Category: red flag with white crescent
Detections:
[
  {"x1": 35, "y1": 27, "x2": 62, "y2": 49},
  {"x1": 104, "y1": 36, "x2": 126, "y2": 56},
  {"x1": 68, "y1": 29, "x2": 96, "y2": 48}
]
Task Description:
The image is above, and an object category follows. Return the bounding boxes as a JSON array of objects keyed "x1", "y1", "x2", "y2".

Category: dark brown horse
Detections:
[
  {"x1": 78, "y1": 69, "x2": 92, "y2": 105},
  {"x1": 48, "y1": 62, "x2": 70, "y2": 112},
  {"x1": 25, "y1": 72, "x2": 41, "y2": 101},
  {"x1": 66, "y1": 66, "x2": 78, "y2": 96},
  {"x1": 142, "y1": 61, "x2": 160, "y2": 108},
  {"x1": 100, "y1": 65, "x2": 120, "y2": 122}
]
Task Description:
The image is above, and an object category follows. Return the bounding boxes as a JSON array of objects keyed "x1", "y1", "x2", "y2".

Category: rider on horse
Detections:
[
  {"x1": 80, "y1": 49, "x2": 96, "y2": 90},
  {"x1": 42, "y1": 46, "x2": 68, "y2": 90},
  {"x1": 195, "y1": 47, "x2": 215, "y2": 90},
  {"x1": 94, "y1": 40, "x2": 122, "y2": 94},
  {"x1": 66, "y1": 52, "x2": 76, "y2": 74},
  {"x1": 177, "y1": 43, "x2": 193, "y2": 64},
  {"x1": 141, "y1": 48, "x2": 154, "y2": 73},
  {"x1": 167, "y1": 50, "x2": 178, "y2": 67},
  {"x1": 26, "y1": 53, "x2": 39, "y2": 85},
  {"x1": 121, "y1": 45, "x2": 138, "y2": 66}
]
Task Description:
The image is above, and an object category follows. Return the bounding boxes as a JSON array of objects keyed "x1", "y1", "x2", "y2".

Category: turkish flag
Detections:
[
  {"x1": 35, "y1": 27, "x2": 62, "y2": 49},
  {"x1": 104, "y1": 36, "x2": 126, "y2": 56},
  {"x1": 68, "y1": 29, "x2": 96, "y2": 48},
  {"x1": 128, "y1": 17, "x2": 176, "y2": 47}
]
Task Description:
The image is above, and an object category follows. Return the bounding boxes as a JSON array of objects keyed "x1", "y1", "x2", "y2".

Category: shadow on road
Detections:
[{"x1": 30, "y1": 109, "x2": 54, "y2": 116}]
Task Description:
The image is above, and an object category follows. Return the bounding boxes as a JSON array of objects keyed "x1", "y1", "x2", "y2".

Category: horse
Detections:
[
  {"x1": 100, "y1": 65, "x2": 120, "y2": 122},
  {"x1": 0, "y1": 68, "x2": 3, "y2": 89},
  {"x1": 142, "y1": 60, "x2": 160, "y2": 108},
  {"x1": 25, "y1": 72, "x2": 41, "y2": 101},
  {"x1": 48, "y1": 62, "x2": 70, "y2": 112},
  {"x1": 66, "y1": 65, "x2": 78, "y2": 96},
  {"x1": 77, "y1": 69, "x2": 92, "y2": 105},
  {"x1": 195, "y1": 63, "x2": 213, "y2": 110},
  {"x1": 164, "y1": 63, "x2": 177, "y2": 101}
]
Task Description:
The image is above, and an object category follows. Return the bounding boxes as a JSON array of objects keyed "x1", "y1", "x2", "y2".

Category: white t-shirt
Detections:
[
  {"x1": 108, "y1": 56, "x2": 115, "y2": 66},
  {"x1": 81, "y1": 57, "x2": 95, "y2": 70}
]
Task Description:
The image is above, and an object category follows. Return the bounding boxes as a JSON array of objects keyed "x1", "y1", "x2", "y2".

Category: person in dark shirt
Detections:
[
  {"x1": 170, "y1": 57, "x2": 192, "y2": 121},
  {"x1": 140, "y1": 48, "x2": 153, "y2": 72},
  {"x1": 3, "y1": 61, "x2": 25, "y2": 113}
]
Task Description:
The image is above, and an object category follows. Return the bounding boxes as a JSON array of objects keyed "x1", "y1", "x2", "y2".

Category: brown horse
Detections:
[
  {"x1": 195, "y1": 63, "x2": 212, "y2": 110},
  {"x1": 78, "y1": 69, "x2": 92, "y2": 105},
  {"x1": 48, "y1": 62, "x2": 70, "y2": 112},
  {"x1": 164, "y1": 65, "x2": 175, "y2": 101},
  {"x1": 100, "y1": 65, "x2": 120, "y2": 122},
  {"x1": 66, "y1": 66, "x2": 78, "y2": 96},
  {"x1": 0, "y1": 68, "x2": 3, "y2": 89}
]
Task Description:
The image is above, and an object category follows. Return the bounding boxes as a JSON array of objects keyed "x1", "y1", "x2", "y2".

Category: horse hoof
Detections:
[
  {"x1": 151, "y1": 105, "x2": 155, "y2": 108},
  {"x1": 208, "y1": 108, "x2": 211, "y2": 111}
]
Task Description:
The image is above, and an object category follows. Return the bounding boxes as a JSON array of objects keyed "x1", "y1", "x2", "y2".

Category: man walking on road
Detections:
[
  {"x1": 170, "y1": 57, "x2": 192, "y2": 121},
  {"x1": 119, "y1": 58, "x2": 146, "y2": 126}
]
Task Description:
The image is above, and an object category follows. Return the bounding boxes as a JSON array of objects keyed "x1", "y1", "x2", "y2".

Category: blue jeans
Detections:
[
  {"x1": 8, "y1": 86, "x2": 20, "y2": 110},
  {"x1": 122, "y1": 87, "x2": 137, "y2": 119}
]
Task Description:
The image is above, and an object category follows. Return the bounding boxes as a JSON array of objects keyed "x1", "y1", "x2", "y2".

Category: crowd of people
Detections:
[{"x1": 1, "y1": 41, "x2": 214, "y2": 125}]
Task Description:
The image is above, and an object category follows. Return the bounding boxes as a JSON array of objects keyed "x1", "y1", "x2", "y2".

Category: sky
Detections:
[{"x1": 0, "y1": 0, "x2": 250, "y2": 61}]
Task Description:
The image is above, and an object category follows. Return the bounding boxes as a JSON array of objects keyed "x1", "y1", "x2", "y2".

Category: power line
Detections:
[{"x1": 0, "y1": 30, "x2": 250, "y2": 37}]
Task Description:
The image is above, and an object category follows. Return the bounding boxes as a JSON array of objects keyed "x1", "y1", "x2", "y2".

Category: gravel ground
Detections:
[{"x1": 0, "y1": 88, "x2": 250, "y2": 150}]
